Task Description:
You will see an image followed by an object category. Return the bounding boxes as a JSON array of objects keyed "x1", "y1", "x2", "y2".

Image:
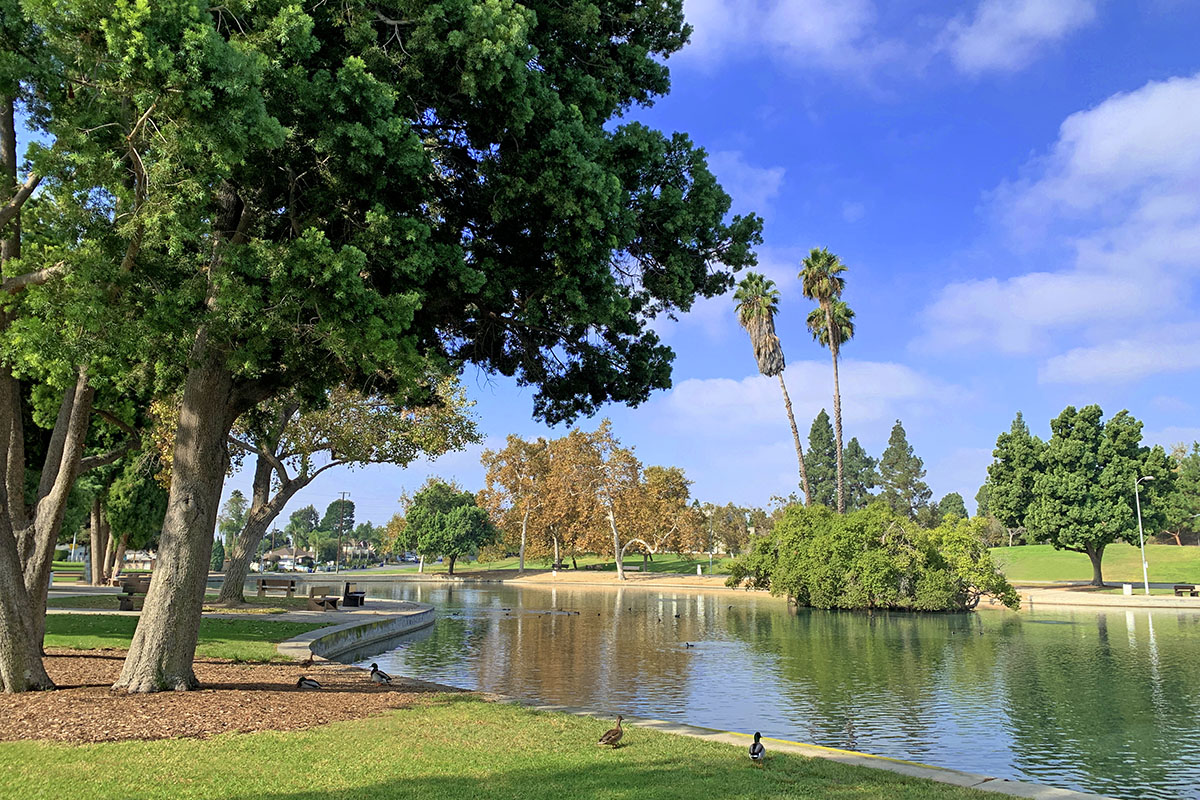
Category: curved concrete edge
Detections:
[
  {"x1": 485, "y1": 699, "x2": 1114, "y2": 800},
  {"x1": 277, "y1": 603, "x2": 435, "y2": 661}
]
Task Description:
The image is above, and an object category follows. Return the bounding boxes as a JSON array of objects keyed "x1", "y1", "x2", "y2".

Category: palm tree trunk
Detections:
[
  {"x1": 777, "y1": 374, "x2": 811, "y2": 505},
  {"x1": 826, "y1": 304, "x2": 845, "y2": 514}
]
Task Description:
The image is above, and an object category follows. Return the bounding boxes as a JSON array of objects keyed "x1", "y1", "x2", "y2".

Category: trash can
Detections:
[{"x1": 1123, "y1": 583, "x2": 1133, "y2": 595}]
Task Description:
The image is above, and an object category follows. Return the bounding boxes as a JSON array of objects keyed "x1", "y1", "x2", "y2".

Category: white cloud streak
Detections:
[{"x1": 943, "y1": 0, "x2": 1097, "y2": 75}]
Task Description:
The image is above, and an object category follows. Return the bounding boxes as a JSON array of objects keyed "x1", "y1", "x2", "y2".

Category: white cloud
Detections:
[
  {"x1": 706, "y1": 151, "x2": 786, "y2": 217},
  {"x1": 659, "y1": 360, "x2": 964, "y2": 436},
  {"x1": 918, "y1": 72, "x2": 1200, "y2": 380},
  {"x1": 1039, "y1": 328, "x2": 1200, "y2": 384},
  {"x1": 678, "y1": 0, "x2": 901, "y2": 75},
  {"x1": 943, "y1": 0, "x2": 1097, "y2": 75}
]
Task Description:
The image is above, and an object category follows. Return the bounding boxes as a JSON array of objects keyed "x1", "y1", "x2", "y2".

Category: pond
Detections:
[{"x1": 349, "y1": 582, "x2": 1200, "y2": 800}]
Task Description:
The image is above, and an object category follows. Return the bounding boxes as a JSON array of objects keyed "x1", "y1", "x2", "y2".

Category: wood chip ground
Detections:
[{"x1": 0, "y1": 648, "x2": 463, "y2": 744}]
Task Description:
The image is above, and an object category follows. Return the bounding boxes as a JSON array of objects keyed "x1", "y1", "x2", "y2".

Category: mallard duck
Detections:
[
  {"x1": 296, "y1": 676, "x2": 322, "y2": 690},
  {"x1": 749, "y1": 731, "x2": 765, "y2": 764},
  {"x1": 300, "y1": 656, "x2": 314, "y2": 669},
  {"x1": 598, "y1": 715, "x2": 624, "y2": 748},
  {"x1": 369, "y1": 663, "x2": 392, "y2": 686},
  {"x1": 683, "y1": 642, "x2": 694, "y2": 648}
]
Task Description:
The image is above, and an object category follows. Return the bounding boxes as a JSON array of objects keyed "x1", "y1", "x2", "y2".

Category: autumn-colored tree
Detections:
[{"x1": 480, "y1": 435, "x2": 551, "y2": 574}]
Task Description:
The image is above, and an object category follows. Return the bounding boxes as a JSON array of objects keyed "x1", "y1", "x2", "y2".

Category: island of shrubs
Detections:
[{"x1": 726, "y1": 504, "x2": 1019, "y2": 611}]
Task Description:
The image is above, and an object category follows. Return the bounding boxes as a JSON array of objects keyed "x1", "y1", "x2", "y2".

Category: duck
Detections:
[
  {"x1": 369, "y1": 663, "x2": 393, "y2": 686},
  {"x1": 597, "y1": 715, "x2": 624, "y2": 748},
  {"x1": 683, "y1": 642, "x2": 694, "y2": 648},
  {"x1": 300, "y1": 656, "x2": 314, "y2": 669},
  {"x1": 296, "y1": 676, "x2": 322, "y2": 690},
  {"x1": 749, "y1": 731, "x2": 765, "y2": 764}
]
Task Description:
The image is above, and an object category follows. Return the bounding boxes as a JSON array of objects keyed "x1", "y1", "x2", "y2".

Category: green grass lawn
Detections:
[
  {"x1": 0, "y1": 695, "x2": 992, "y2": 800},
  {"x1": 372, "y1": 553, "x2": 735, "y2": 576},
  {"x1": 991, "y1": 542, "x2": 1200, "y2": 583},
  {"x1": 43, "y1": 615, "x2": 324, "y2": 662}
]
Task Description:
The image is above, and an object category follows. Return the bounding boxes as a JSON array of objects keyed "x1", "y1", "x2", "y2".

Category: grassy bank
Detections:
[
  {"x1": 0, "y1": 695, "x2": 991, "y2": 800},
  {"x1": 44, "y1": 615, "x2": 324, "y2": 662},
  {"x1": 47, "y1": 592, "x2": 315, "y2": 614},
  {"x1": 991, "y1": 542, "x2": 1200, "y2": 583}
]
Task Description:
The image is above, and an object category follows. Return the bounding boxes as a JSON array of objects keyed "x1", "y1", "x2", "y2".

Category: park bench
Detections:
[
  {"x1": 342, "y1": 582, "x2": 367, "y2": 607},
  {"x1": 256, "y1": 577, "x2": 297, "y2": 599},
  {"x1": 307, "y1": 586, "x2": 341, "y2": 611},
  {"x1": 1173, "y1": 584, "x2": 1199, "y2": 597},
  {"x1": 118, "y1": 577, "x2": 152, "y2": 611}
]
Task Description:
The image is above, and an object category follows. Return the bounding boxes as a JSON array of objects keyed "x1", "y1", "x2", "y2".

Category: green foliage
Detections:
[
  {"x1": 732, "y1": 272, "x2": 785, "y2": 377},
  {"x1": 217, "y1": 490, "x2": 248, "y2": 549},
  {"x1": 806, "y1": 410, "x2": 837, "y2": 508},
  {"x1": 320, "y1": 498, "x2": 355, "y2": 538},
  {"x1": 1026, "y1": 405, "x2": 1174, "y2": 577},
  {"x1": 842, "y1": 437, "x2": 877, "y2": 511},
  {"x1": 877, "y1": 420, "x2": 931, "y2": 520},
  {"x1": 974, "y1": 483, "x2": 990, "y2": 518},
  {"x1": 210, "y1": 538, "x2": 225, "y2": 572},
  {"x1": 985, "y1": 412, "x2": 1044, "y2": 532},
  {"x1": 285, "y1": 505, "x2": 318, "y2": 548},
  {"x1": 105, "y1": 458, "x2": 167, "y2": 550},
  {"x1": 1163, "y1": 443, "x2": 1200, "y2": 545},
  {"x1": 726, "y1": 503, "x2": 1018, "y2": 611},
  {"x1": 405, "y1": 479, "x2": 497, "y2": 571},
  {"x1": 939, "y1": 492, "x2": 968, "y2": 521}
]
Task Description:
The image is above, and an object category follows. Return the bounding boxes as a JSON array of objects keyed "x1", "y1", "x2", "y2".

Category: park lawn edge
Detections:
[{"x1": 0, "y1": 694, "x2": 1003, "y2": 800}]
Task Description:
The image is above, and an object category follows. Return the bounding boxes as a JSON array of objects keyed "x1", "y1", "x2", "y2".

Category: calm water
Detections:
[{"x1": 349, "y1": 582, "x2": 1200, "y2": 800}]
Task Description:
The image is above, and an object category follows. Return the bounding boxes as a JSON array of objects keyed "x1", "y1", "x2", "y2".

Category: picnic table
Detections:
[{"x1": 1173, "y1": 584, "x2": 1199, "y2": 597}]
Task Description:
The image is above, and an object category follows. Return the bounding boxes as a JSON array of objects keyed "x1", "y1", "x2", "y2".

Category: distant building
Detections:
[{"x1": 261, "y1": 547, "x2": 315, "y2": 571}]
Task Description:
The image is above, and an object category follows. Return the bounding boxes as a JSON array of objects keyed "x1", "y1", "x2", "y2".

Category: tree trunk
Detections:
[
  {"x1": 777, "y1": 374, "x2": 812, "y2": 505},
  {"x1": 1085, "y1": 546, "x2": 1105, "y2": 587},
  {"x1": 114, "y1": 343, "x2": 237, "y2": 692},
  {"x1": 607, "y1": 505, "x2": 624, "y2": 581},
  {"x1": 570, "y1": 552, "x2": 577, "y2": 571},
  {"x1": 0, "y1": 536, "x2": 51, "y2": 692},
  {"x1": 110, "y1": 532, "x2": 129, "y2": 581},
  {"x1": 642, "y1": 552, "x2": 648, "y2": 571},
  {"x1": 518, "y1": 506, "x2": 528, "y2": 575},
  {"x1": 826, "y1": 316, "x2": 845, "y2": 514},
  {"x1": 447, "y1": 555, "x2": 456, "y2": 576},
  {"x1": 89, "y1": 499, "x2": 104, "y2": 586},
  {"x1": 552, "y1": 534, "x2": 560, "y2": 569},
  {"x1": 418, "y1": 554, "x2": 424, "y2": 573},
  {"x1": 216, "y1": 452, "x2": 300, "y2": 605}
]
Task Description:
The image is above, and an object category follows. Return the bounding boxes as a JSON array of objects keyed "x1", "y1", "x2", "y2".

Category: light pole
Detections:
[
  {"x1": 1134, "y1": 475, "x2": 1154, "y2": 596},
  {"x1": 336, "y1": 491, "x2": 349, "y2": 573}
]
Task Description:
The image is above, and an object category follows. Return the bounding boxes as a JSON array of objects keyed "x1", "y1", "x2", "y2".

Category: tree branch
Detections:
[
  {"x1": 79, "y1": 440, "x2": 135, "y2": 473},
  {"x1": 1, "y1": 261, "x2": 66, "y2": 294},
  {"x1": 0, "y1": 172, "x2": 40, "y2": 233},
  {"x1": 94, "y1": 408, "x2": 137, "y2": 439},
  {"x1": 228, "y1": 434, "x2": 291, "y2": 484}
]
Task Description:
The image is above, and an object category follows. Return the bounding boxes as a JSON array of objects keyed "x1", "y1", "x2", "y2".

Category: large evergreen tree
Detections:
[
  {"x1": 878, "y1": 420, "x2": 931, "y2": 520},
  {"x1": 1026, "y1": 406, "x2": 1174, "y2": 586},
  {"x1": 806, "y1": 410, "x2": 837, "y2": 508},
  {"x1": 320, "y1": 499, "x2": 356, "y2": 540},
  {"x1": 842, "y1": 437, "x2": 878, "y2": 512},
  {"x1": 1163, "y1": 443, "x2": 1200, "y2": 546},
  {"x1": 985, "y1": 412, "x2": 1044, "y2": 542},
  {"x1": 939, "y1": 492, "x2": 968, "y2": 521}
]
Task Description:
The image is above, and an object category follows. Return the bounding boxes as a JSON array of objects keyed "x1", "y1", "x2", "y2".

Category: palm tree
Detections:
[
  {"x1": 733, "y1": 272, "x2": 811, "y2": 505},
  {"x1": 800, "y1": 248, "x2": 850, "y2": 513}
]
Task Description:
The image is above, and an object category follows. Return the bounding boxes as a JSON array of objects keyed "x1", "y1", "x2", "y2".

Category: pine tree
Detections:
[
  {"x1": 842, "y1": 437, "x2": 878, "y2": 511},
  {"x1": 209, "y1": 539, "x2": 225, "y2": 572},
  {"x1": 975, "y1": 484, "x2": 990, "y2": 518},
  {"x1": 806, "y1": 410, "x2": 838, "y2": 508},
  {"x1": 939, "y1": 492, "x2": 968, "y2": 520},
  {"x1": 985, "y1": 412, "x2": 1044, "y2": 540},
  {"x1": 878, "y1": 420, "x2": 931, "y2": 520}
]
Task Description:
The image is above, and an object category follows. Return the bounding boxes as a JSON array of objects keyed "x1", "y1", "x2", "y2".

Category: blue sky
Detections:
[{"x1": 223, "y1": 0, "x2": 1200, "y2": 528}]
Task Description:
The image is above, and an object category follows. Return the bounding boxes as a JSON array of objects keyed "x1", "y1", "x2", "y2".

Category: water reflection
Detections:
[{"x1": 352, "y1": 583, "x2": 1200, "y2": 800}]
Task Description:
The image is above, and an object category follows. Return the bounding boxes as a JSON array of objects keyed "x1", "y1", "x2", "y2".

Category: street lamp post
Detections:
[{"x1": 1134, "y1": 475, "x2": 1154, "y2": 596}]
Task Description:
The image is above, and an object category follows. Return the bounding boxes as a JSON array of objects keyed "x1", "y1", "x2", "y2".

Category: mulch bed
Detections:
[{"x1": 0, "y1": 648, "x2": 465, "y2": 744}]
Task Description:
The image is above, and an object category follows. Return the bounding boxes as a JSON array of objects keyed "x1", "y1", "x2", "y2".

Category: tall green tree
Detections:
[
  {"x1": 842, "y1": 437, "x2": 877, "y2": 512},
  {"x1": 216, "y1": 491, "x2": 248, "y2": 552},
  {"x1": 974, "y1": 484, "x2": 991, "y2": 519},
  {"x1": 806, "y1": 410, "x2": 837, "y2": 508},
  {"x1": 405, "y1": 478, "x2": 495, "y2": 576},
  {"x1": 1162, "y1": 443, "x2": 1200, "y2": 546},
  {"x1": 284, "y1": 506, "x2": 318, "y2": 551},
  {"x1": 320, "y1": 499, "x2": 356, "y2": 540},
  {"x1": 878, "y1": 420, "x2": 931, "y2": 520},
  {"x1": 985, "y1": 412, "x2": 1044, "y2": 545},
  {"x1": 1026, "y1": 405, "x2": 1174, "y2": 586},
  {"x1": 733, "y1": 273, "x2": 810, "y2": 504},
  {"x1": 800, "y1": 248, "x2": 851, "y2": 513},
  {"x1": 44, "y1": 0, "x2": 758, "y2": 694},
  {"x1": 939, "y1": 492, "x2": 968, "y2": 521}
]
